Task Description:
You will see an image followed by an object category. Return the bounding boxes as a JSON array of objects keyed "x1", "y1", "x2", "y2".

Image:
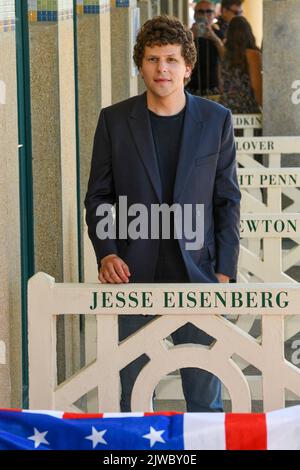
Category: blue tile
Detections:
[{"x1": 116, "y1": 0, "x2": 129, "y2": 7}]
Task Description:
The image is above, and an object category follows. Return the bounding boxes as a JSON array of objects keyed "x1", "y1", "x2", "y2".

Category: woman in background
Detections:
[{"x1": 219, "y1": 16, "x2": 262, "y2": 113}]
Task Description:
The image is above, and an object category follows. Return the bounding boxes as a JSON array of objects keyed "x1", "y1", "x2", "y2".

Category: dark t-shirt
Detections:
[
  {"x1": 149, "y1": 107, "x2": 188, "y2": 282},
  {"x1": 149, "y1": 107, "x2": 185, "y2": 205}
]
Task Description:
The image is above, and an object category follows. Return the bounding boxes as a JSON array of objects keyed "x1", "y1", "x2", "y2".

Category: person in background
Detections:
[
  {"x1": 186, "y1": 0, "x2": 224, "y2": 97},
  {"x1": 215, "y1": 0, "x2": 244, "y2": 38},
  {"x1": 219, "y1": 16, "x2": 262, "y2": 113}
]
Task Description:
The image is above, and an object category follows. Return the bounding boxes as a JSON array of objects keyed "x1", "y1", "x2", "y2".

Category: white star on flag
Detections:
[
  {"x1": 143, "y1": 426, "x2": 166, "y2": 447},
  {"x1": 28, "y1": 427, "x2": 50, "y2": 449},
  {"x1": 85, "y1": 426, "x2": 107, "y2": 448}
]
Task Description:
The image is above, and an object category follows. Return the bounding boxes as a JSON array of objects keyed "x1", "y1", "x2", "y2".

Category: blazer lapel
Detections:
[
  {"x1": 173, "y1": 93, "x2": 204, "y2": 201},
  {"x1": 128, "y1": 93, "x2": 162, "y2": 203}
]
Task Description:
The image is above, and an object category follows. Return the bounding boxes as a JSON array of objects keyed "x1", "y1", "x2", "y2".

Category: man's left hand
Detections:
[
  {"x1": 204, "y1": 24, "x2": 218, "y2": 41},
  {"x1": 215, "y1": 273, "x2": 230, "y2": 283}
]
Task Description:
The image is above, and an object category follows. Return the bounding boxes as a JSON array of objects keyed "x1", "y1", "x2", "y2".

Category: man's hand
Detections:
[
  {"x1": 215, "y1": 273, "x2": 230, "y2": 283},
  {"x1": 191, "y1": 22, "x2": 218, "y2": 41},
  {"x1": 99, "y1": 254, "x2": 131, "y2": 284},
  {"x1": 204, "y1": 23, "x2": 218, "y2": 41},
  {"x1": 204, "y1": 25, "x2": 224, "y2": 58}
]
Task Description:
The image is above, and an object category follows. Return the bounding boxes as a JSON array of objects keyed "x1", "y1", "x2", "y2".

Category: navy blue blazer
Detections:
[{"x1": 85, "y1": 92, "x2": 241, "y2": 283}]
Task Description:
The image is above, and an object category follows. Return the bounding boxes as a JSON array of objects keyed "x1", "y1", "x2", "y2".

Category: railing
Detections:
[
  {"x1": 236, "y1": 136, "x2": 300, "y2": 283},
  {"x1": 232, "y1": 114, "x2": 262, "y2": 137},
  {"x1": 233, "y1": 136, "x2": 300, "y2": 354},
  {"x1": 28, "y1": 272, "x2": 300, "y2": 413}
]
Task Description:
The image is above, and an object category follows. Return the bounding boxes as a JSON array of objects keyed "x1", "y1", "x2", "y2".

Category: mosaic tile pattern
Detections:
[
  {"x1": 28, "y1": 0, "x2": 110, "y2": 21},
  {"x1": 28, "y1": 0, "x2": 74, "y2": 22},
  {"x1": 0, "y1": 0, "x2": 15, "y2": 32},
  {"x1": 76, "y1": 1, "x2": 110, "y2": 15},
  {"x1": 115, "y1": 0, "x2": 129, "y2": 7}
]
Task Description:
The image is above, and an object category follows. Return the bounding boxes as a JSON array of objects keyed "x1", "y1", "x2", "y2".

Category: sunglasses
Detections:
[{"x1": 195, "y1": 9, "x2": 214, "y2": 14}]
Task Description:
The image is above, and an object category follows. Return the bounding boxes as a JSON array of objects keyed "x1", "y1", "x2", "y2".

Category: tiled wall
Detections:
[
  {"x1": 115, "y1": 0, "x2": 130, "y2": 7},
  {"x1": 28, "y1": 0, "x2": 73, "y2": 22},
  {"x1": 76, "y1": 1, "x2": 110, "y2": 15},
  {"x1": 0, "y1": 0, "x2": 15, "y2": 32},
  {"x1": 0, "y1": 0, "x2": 123, "y2": 31},
  {"x1": 27, "y1": 0, "x2": 111, "y2": 21}
]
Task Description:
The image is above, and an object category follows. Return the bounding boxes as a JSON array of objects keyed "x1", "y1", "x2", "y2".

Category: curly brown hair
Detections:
[{"x1": 133, "y1": 15, "x2": 197, "y2": 71}]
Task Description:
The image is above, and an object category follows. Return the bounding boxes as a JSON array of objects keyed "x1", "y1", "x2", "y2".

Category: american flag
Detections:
[{"x1": 0, "y1": 407, "x2": 300, "y2": 450}]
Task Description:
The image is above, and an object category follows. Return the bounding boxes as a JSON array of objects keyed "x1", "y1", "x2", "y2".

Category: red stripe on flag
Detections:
[
  {"x1": 225, "y1": 413, "x2": 267, "y2": 450},
  {"x1": 144, "y1": 411, "x2": 183, "y2": 416},
  {"x1": 63, "y1": 412, "x2": 104, "y2": 419},
  {"x1": 0, "y1": 408, "x2": 22, "y2": 412}
]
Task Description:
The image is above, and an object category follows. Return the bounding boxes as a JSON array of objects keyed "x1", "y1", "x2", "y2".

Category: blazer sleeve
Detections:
[
  {"x1": 213, "y1": 109, "x2": 241, "y2": 281},
  {"x1": 84, "y1": 109, "x2": 118, "y2": 268}
]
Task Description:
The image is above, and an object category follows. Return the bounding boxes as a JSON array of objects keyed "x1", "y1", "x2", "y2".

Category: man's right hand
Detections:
[{"x1": 98, "y1": 254, "x2": 131, "y2": 284}]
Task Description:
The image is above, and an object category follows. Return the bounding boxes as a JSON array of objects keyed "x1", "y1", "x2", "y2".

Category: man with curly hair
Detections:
[{"x1": 85, "y1": 15, "x2": 240, "y2": 413}]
